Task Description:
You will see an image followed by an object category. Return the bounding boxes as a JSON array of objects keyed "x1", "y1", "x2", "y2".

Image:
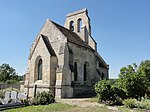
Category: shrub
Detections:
[
  {"x1": 0, "y1": 90, "x2": 4, "y2": 99},
  {"x1": 95, "y1": 80, "x2": 126, "y2": 105},
  {"x1": 123, "y1": 98, "x2": 150, "y2": 110},
  {"x1": 31, "y1": 91, "x2": 55, "y2": 105},
  {"x1": 138, "y1": 98, "x2": 150, "y2": 110},
  {"x1": 123, "y1": 98, "x2": 137, "y2": 108}
]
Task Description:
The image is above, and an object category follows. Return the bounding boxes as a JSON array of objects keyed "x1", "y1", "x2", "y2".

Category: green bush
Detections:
[
  {"x1": 95, "y1": 80, "x2": 126, "y2": 105},
  {"x1": 0, "y1": 90, "x2": 4, "y2": 99},
  {"x1": 31, "y1": 91, "x2": 55, "y2": 105},
  {"x1": 123, "y1": 98, "x2": 150, "y2": 110},
  {"x1": 138, "y1": 98, "x2": 150, "y2": 110},
  {"x1": 123, "y1": 98, "x2": 137, "y2": 108}
]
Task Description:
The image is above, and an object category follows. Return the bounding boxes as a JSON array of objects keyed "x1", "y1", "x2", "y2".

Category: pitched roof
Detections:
[
  {"x1": 28, "y1": 34, "x2": 56, "y2": 59},
  {"x1": 51, "y1": 21, "x2": 94, "y2": 51},
  {"x1": 41, "y1": 34, "x2": 56, "y2": 56},
  {"x1": 52, "y1": 21, "x2": 108, "y2": 68}
]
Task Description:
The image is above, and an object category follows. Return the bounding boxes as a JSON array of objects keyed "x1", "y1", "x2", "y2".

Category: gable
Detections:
[{"x1": 28, "y1": 34, "x2": 56, "y2": 60}]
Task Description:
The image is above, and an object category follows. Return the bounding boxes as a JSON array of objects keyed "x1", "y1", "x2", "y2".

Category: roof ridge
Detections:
[{"x1": 51, "y1": 20, "x2": 94, "y2": 51}]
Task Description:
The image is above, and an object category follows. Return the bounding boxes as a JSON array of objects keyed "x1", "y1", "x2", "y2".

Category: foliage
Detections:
[
  {"x1": 117, "y1": 61, "x2": 150, "y2": 99},
  {"x1": 5, "y1": 79, "x2": 18, "y2": 84},
  {"x1": 123, "y1": 98, "x2": 137, "y2": 108},
  {"x1": 95, "y1": 60, "x2": 150, "y2": 106},
  {"x1": 139, "y1": 98, "x2": 150, "y2": 110},
  {"x1": 31, "y1": 91, "x2": 55, "y2": 105},
  {"x1": 138, "y1": 60, "x2": 150, "y2": 97},
  {"x1": 0, "y1": 63, "x2": 23, "y2": 84},
  {"x1": 0, "y1": 90, "x2": 4, "y2": 99},
  {"x1": 123, "y1": 98, "x2": 150, "y2": 110},
  {"x1": 95, "y1": 80, "x2": 126, "y2": 105}
]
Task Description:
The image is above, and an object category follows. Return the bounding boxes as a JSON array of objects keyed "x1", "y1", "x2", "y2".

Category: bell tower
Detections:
[{"x1": 64, "y1": 8, "x2": 91, "y2": 44}]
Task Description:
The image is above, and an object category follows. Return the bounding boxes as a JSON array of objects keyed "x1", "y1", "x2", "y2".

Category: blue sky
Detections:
[{"x1": 0, "y1": 0, "x2": 150, "y2": 78}]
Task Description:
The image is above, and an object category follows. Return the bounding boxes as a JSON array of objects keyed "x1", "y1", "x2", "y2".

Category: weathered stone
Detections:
[{"x1": 24, "y1": 8, "x2": 109, "y2": 98}]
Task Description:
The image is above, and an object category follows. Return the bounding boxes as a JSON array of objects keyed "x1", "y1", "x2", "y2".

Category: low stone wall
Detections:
[{"x1": 0, "y1": 83, "x2": 22, "y2": 91}]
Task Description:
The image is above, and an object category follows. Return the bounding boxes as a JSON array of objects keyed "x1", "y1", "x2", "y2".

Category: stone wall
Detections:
[
  {"x1": 59, "y1": 42, "x2": 97, "y2": 97},
  {"x1": 64, "y1": 8, "x2": 97, "y2": 50},
  {"x1": 0, "y1": 83, "x2": 21, "y2": 91}
]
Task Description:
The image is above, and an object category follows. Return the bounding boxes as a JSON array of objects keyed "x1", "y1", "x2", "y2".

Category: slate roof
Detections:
[{"x1": 51, "y1": 21, "x2": 94, "y2": 51}]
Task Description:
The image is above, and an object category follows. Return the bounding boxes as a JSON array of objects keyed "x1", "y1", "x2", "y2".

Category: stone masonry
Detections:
[{"x1": 24, "y1": 8, "x2": 109, "y2": 98}]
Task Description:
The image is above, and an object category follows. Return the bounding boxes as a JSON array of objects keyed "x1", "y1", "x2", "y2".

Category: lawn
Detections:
[{"x1": 2, "y1": 103, "x2": 116, "y2": 112}]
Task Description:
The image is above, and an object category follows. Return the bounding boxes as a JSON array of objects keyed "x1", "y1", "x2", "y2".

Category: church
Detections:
[{"x1": 24, "y1": 9, "x2": 109, "y2": 98}]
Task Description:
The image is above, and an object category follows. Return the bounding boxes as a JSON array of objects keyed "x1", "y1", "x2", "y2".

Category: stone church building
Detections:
[{"x1": 24, "y1": 9, "x2": 109, "y2": 98}]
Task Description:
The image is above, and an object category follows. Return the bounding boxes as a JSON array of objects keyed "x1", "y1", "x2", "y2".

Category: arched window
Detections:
[
  {"x1": 84, "y1": 62, "x2": 89, "y2": 81},
  {"x1": 70, "y1": 21, "x2": 74, "y2": 31},
  {"x1": 77, "y1": 18, "x2": 82, "y2": 32},
  {"x1": 74, "y1": 62, "x2": 77, "y2": 81},
  {"x1": 38, "y1": 59, "x2": 42, "y2": 80}
]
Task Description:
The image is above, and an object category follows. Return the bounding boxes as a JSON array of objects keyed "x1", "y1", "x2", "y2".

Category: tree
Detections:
[
  {"x1": 138, "y1": 60, "x2": 150, "y2": 97},
  {"x1": 0, "y1": 64, "x2": 17, "y2": 83},
  {"x1": 94, "y1": 60, "x2": 150, "y2": 106},
  {"x1": 117, "y1": 61, "x2": 149, "y2": 99},
  {"x1": 138, "y1": 60, "x2": 150, "y2": 81}
]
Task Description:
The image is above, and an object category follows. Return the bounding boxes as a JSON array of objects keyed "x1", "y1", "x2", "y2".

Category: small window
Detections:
[
  {"x1": 69, "y1": 48, "x2": 73, "y2": 72},
  {"x1": 84, "y1": 62, "x2": 89, "y2": 81},
  {"x1": 101, "y1": 73, "x2": 104, "y2": 80},
  {"x1": 70, "y1": 21, "x2": 74, "y2": 31},
  {"x1": 77, "y1": 18, "x2": 82, "y2": 32},
  {"x1": 38, "y1": 59, "x2": 42, "y2": 80},
  {"x1": 74, "y1": 62, "x2": 77, "y2": 81},
  {"x1": 84, "y1": 63, "x2": 87, "y2": 81}
]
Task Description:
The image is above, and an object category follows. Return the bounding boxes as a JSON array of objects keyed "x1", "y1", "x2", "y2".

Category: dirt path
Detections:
[{"x1": 56, "y1": 98, "x2": 118, "y2": 111}]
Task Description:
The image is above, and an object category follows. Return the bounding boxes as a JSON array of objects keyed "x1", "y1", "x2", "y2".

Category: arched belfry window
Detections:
[
  {"x1": 77, "y1": 18, "x2": 82, "y2": 32},
  {"x1": 84, "y1": 62, "x2": 89, "y2": 81},
  {"x1": 38, "y1": 59, "x2": 42, "y2": 80},
  {"x1": 70, "y1": 21, "x2": 74, "y2": 31},
  {"x1": 74, "y1": 62, "x2": 77, "y2": 81}
]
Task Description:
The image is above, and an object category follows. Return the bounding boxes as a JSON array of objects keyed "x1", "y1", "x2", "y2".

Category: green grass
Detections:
[
  {"x1": 2, "y1": 103, "x2": 146, "y2": 112},
  {"x1": 2, "y1": 103, "x2": 74, "y2": 112},
  {"x1": 2, "y1": 103, "x2": 116, "y2": 112}
]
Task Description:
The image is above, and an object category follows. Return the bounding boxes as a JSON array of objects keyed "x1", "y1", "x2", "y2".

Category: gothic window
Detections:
[
  {"x1": 70, "y1": 21, "x2": 74, "y2": 31},
  {"x1": 38, "y1": 59, "x2": 42, "y2": 80},
  {"x1": 74, "y1": 62, "x2": 77, "y2": 81},
  {"x1": 77, "y1": 18, "x2": 82, "y2": 32},
  {"x1": 84, "y1": 62, "x2": 89, "y2": 81}
]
